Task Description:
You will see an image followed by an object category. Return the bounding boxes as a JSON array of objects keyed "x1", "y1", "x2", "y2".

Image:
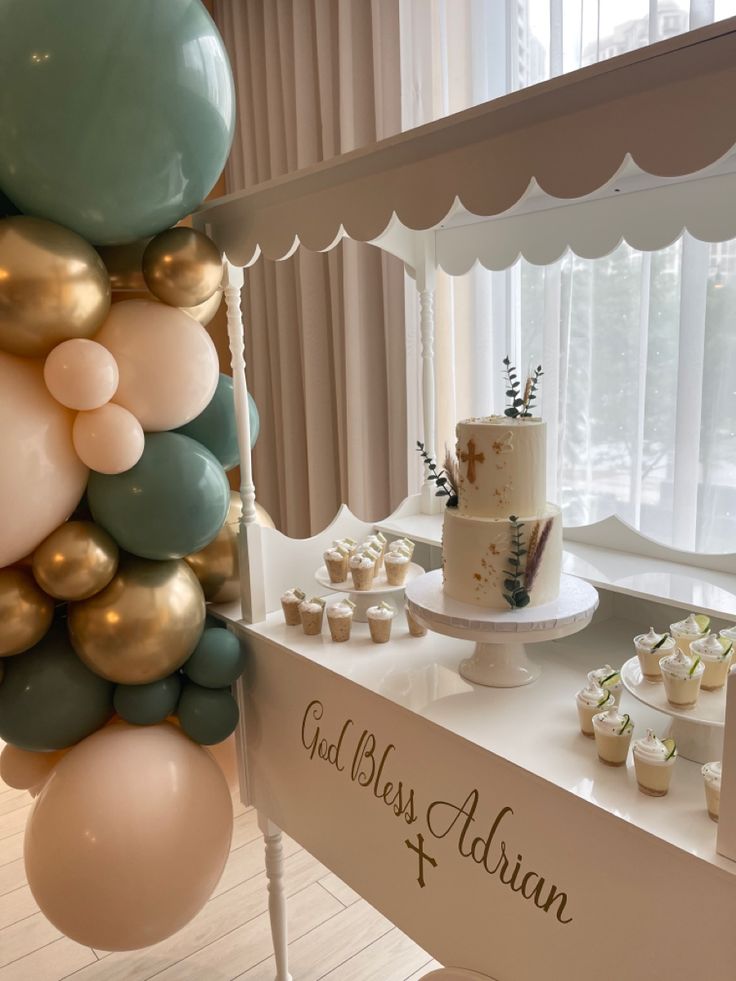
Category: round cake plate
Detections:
[
  {"x1": 315, "y1": 562, "x2": 425, "y2": 622},
  {"x1": 405, "y1": 571, "x2": 599, "y2": 688},
  {"x1": 620, "y1": 656, "x2": 725, "y2": 763}
]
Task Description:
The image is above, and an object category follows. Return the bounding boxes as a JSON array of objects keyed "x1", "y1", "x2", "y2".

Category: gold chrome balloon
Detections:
[
  {"x1": 96, "y1": 238, "x2": 150, "y2": 291},
  {"x1": 142, "y1": 227, "x2": 222, "y2": 308},
  {"x1": 68, "y1": 558, "x2": 205, "y2": 684},
  {"x1": 184, "y1": 492, "x2": 275, "y2": 604},
  {"x1": 32, "y1": 521, "x2": 119, "y2": 601},
  {"x1": 0, "y1": 568, "x2": 54, "y2": 657},
  {"x1": 0, "y1": 216, "x2": 111, "y2": 358}
]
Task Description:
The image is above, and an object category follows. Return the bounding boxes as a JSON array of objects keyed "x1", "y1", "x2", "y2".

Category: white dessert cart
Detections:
[{"x1": 195, "y1": 20, "x2": 736, "y2": 981}]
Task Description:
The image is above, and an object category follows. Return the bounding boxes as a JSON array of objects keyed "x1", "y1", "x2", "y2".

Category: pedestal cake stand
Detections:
[
  {"x1": 315, "y1": 562, "x2": 425, "y2": 622},
  {"x1": 405, "y1": 570, "x2": 599, "y2": 688},
  {"x1": 620, "y1": 657, "x2": 725, "y2": 764}
]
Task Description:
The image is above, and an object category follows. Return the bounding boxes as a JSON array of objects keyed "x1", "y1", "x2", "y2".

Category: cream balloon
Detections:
[
  {"x1": 94, "y1": 300, "x2": 219, "y2": 431},
  {"x1": 0, "y1": 745, "x2": 64, "y2": 791},
  {"x1": 43, "y1": 338, "x2": 119, "y2": 411},
  {"x1": 0, "y1": 351, "x2": 88, "y2": 568},
  {"x1": 24, "y1": 722, "x2": 233, "y2": 951},
  {"x1": 73, "y1": 403, "x2": 144, "y2": 475}
]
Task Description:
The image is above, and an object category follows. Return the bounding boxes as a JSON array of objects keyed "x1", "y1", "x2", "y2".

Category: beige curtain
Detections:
[{"x1": 213, "y1": 0, "x2": 407, "y2": 538}]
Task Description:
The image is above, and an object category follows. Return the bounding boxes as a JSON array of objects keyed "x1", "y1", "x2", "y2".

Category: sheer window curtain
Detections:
[
  {"x1": 401, "y1": 0, "x2": 736, "y2": 554},
  {"x1": 214, "y1": 0, "x2": 407, "y2": 538}
]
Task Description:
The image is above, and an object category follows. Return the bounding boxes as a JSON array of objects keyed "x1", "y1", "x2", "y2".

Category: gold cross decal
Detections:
[{"x1": 460, "y1": 438, "x2": 485, "y2": 484}]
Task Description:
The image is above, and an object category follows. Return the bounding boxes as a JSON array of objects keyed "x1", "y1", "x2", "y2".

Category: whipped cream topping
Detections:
[
  {"x1": 388, "y1": 538, "x2": 413, "y2": 554},
  {"x1": 587, "y1": 664, "x2": 621, "y2": 688},
  {"x1": 702, "y1": 761, "x2": 722, "y2": 789},
  {"x1": 385, "y1": 551, "x2": 410, "y2": 566},
  {"x1": 660, "y1": 647, "x2": 704, "y2": 679},
  {"x1": 592, "y1": 706, "x2": 633, "y2": 736},
  {"x1": 576, "y1": 679, "x2": 614, "y2": 709},
  {"x1": 691, "y1": 633, "x2": 729, "y2": 660},
  {"x1": 634, "y1": 729, "x2": 675, "y2": 763},
  {"x1": 281, "y1": 587, "x2": 305, "y2": 603},
  {"x1": 324, "y1": 547, "x2": 348, "y2": 562},
  {"x1": 670, "y1": 613, "x2": 706, "y2": 636},
  {"x1": 720, "y1": 626, "x2": 736, "y2": 643},
  {"x1": 367, "y1": 603, "x2": 395, "y2": 620},
  {"x1": 327, "y1": 601, "x2": 355, "y2": 619},
  {"x1": 635, "y1": 627, "x2": 673, "y2": 651},
  {"x1": 350, "y1": 554, "x2": 375, "y2": 570},
  {"x1": 299, "y1": 599, "x2": 325, "y2": 614}
]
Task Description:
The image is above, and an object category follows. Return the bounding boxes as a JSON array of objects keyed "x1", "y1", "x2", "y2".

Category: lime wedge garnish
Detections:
[
  {"x1": 688, "y1": 654, "x2": 702, "y2": 677},
  {"x1": 597, "y1": 692, "x2": 612, "y2": 707},
  {"x1": 694, "y1": 614, "x2": 710, "y2": 633},
  {"x1": 601, "y1": 671, "x2": 620, "y2": 688},
  {"x1": 652, "y1": 633, "x2": 669, "y2": 651},
  {"x1": 663, "y1": 737, "x2": 677, "y2": 760},
  {"x1": 719, "y1": 638, "x2": 733, "y2": 657},
  {"x1": 617, "y1": 713, "x2": 631, "y2": 735}
]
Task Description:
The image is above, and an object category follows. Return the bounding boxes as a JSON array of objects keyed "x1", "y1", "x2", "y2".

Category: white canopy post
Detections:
[
  {"x1": 416, "y1": 232, "x2": 442, "y2": 514},
  {"x1": 222, "y1": 260, "x2": 266, "y2": 624}
]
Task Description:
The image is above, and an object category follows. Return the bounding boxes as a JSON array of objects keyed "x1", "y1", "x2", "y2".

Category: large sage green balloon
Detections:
[
  {"x1": 183, "y1": 628, "x2": 246, "y2": 689},
  {"x1": 177, "y1": 684, "x2": 239, "y2": 745},
  {"x1": 114, "y1": 675, "x2": 182, "y2": 726},
  {"x1": 0, "y1": 626, "x2": 114, "y2": 751},
  {"x1": 87, "y1": 432, "x2": 230, "y2": 560},
  {"x1": 0, "y1": 0, "x2": 234, "y2": 245},
  {"x1": 175, "y1": 374, "x2": 260, "y2": 471}
]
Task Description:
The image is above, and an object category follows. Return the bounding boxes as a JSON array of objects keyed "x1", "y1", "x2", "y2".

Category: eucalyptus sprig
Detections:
[
  {"x1": 416, "y1": 442, "x2": 458, "y2": 507},
  {"x1": 503, "y1": 515, "x2": 530, "y2": 608},
  {"x1": 502, "y1": 357, "x2": 544, "y2": 418}
]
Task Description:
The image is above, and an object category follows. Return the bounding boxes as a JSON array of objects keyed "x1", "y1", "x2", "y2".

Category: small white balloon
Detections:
[
  {"x1": 43, "y1": 339, "x2": 119, "y2": 411},
  {"x1": 73, "y1": 403, "x2": 145, "y2": 475}
]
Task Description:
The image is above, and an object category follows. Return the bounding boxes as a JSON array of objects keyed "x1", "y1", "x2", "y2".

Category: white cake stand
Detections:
[
  {"x1": 405, "y1": 571, "x2": 599, "y2": 688},
  {"x1": 620, "y1": 656, "x2": 725, "y2": 764},
  {"x1": 315, "y1": 562, "x2": 425, "y2": 622}
]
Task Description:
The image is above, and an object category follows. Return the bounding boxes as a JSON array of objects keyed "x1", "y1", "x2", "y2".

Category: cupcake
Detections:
[
  {"x1": 592, "y1": 706, "x2": 634, "y2": 766},
  {"x1": 281, "y1": 587, "x2": 306, "y2": 626},
  {"x1": 405, "y1": 604, "x2": 427, "y2": 637},
  {"x1": 702, "y1": 761, "x2": 722, "y2": 822},
  {"x1": 388, "y1": 537, "x2": 414, "y2": 558},
  {"x1": 367, "y1": 602, "x2": 395, "y2": 643},
  {"x1": 326, "y1": 599, "x2": 355, "y2": 642},
  {"x1": 350, "y1": 552, "x2": 376, "y2": 590},
  {"x1": 299, "y1": 597, "x2": 326, "y2": 636},
  {"x1": 587, "y1": 665, "x2": 623, "y2": 705},
  {"x1": 323, "y1": 543, "x2": 349, "y2": 584},
  {"x1": 355, "y1": 543, "x2": 381, "y2": 576},
  {"x1": 634, "y1": 627, "x2": 675, "y2": 680},
  {"x1": 659, "y1": 647, "x2": 705, "y2": 708},
  {"x1": 670, "y1": 612, "x2": 710, "y2": 655},
  {"x1": 633, "y1": 730, "x2": 677, "y2": 796},
  {"x1": 384, "y1": 547, "x2": 412, "y2": 586},
  {"x1": 575, "y1": 679, "x2": 615, "y2": 737},
  {"x1": 690, "y1": 634, "x2": 733, "y2": 691}
]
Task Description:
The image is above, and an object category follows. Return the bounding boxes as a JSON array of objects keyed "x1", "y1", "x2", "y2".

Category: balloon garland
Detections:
[{"x1": 0, "y1": 0, "x2": 270, "y2": 952}]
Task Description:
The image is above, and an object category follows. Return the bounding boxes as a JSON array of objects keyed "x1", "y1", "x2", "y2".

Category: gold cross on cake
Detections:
[{"x1": 460, "y1": 438, "x2": 485, "y2": 484}]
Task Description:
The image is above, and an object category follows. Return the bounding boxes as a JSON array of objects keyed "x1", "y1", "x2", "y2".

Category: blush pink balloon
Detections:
[
  {"x1": 0, "y1": 351, "x2": 88, "y2": 567},
  {"x1": 24, "y1": 722, "x2": 233, "y2": 951},
  {"x1": 95, "y1": 300, "x2": 219, "y2": 431},
  {"x1": 0, "y1": 745, "x2": 64, "y2": 791},
  {"x1": 43, "y1": 338, "x2": 119, "y2": 411},
  {"x1": 73, "y1": 403, "x2": 145, "y2": 474}
]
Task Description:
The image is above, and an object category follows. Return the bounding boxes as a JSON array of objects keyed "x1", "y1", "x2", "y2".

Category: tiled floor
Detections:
[{"x1": 0, "y1": 747, "x2": 440, "y2": 980}]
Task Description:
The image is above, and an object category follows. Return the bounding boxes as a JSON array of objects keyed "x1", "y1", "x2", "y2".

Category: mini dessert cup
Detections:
[
  {"x1": 299, "y1": 597, "x2": 326, "y2": 636},
  {"x1": 659, "y1": 647, "x2": 705, "y2": 708},
  {"x1": 405, "y1": 604, "x2": 427, "y2": 637},
  {"x1": 384, "y1": 548, "x2": 411, "y2": 586},
  {"x1": 281, "y1": 587, "x2": 306, "y2": 626},
  {"x1": 350, "y1": 553, "x2": 376, "y2": 590},
  {"x1": 633, "y1": 730, "x2": 677, "y2": 796},
  {"x1": 367, "y1": 602, "x2": 395, "y2": 643},
  {"x1": 691, "y1": 634, "x2": 733, "y2": 691},
  {"x1": 323, "y1": 545, "x2": 349, "y2": 584},
  {"x1": 592, "y1": 707, "x2": 634, "y2": 766},
  {"x1": 634, "y1": 627, "x2": 675, "y2": 681},
  {"x1": 366, "y1": 533, "x2": 387, "y2": 570},
  {"x1": 388, "y1": 537, "x2": 414, "y2": 558},
  {"x1": 670, "y1": 612, "x2": 710, "y2": 655},
  {"x1": 327, "y1": 600, "x2": 355, "y2": 642},
  {"x1": 587, "y1": 665, "x2": 623, "y2": 705},
  {"x1": 702, "y1": 761, "x2": 722, "y2": 822},
  {"x1": 576, "y1": 680, "x2": 615, "y2": 737}
]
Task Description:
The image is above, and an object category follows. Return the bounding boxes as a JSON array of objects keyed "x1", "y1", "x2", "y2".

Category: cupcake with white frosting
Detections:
[
  {"x1": 587, "y1": 665, "x2": 623, "y2": 705},
  {"x1": 690, "y1": 633, "x2": 733, "y2": 691},
  {"x1": 323, "y1": 543, "x2": 350, "y2": 584},
  {"x1": 327, "y1": 599, "x2": 355, "y2": 642},
  {"x1": 350, "y1": 552, "x2": 376, "y2": 590},
  {"x1": 633, "y1": 730, "x2": 677, "y2": 796},
  {"x1": 669, "y1": 612, "x2": 709, "y2": 655},
  {"x1": 367, "y1": 601, "x2": 395, "y2": 643},
  {"x1": 281, "y1": 587, "x2": 306, "y2": 626},
  {"x1": 384, "y1": 546, "x2": 412, "y2": 586},
  {"x1": 592, "y1": 706, "x2": 634, "y2": 766},
  {"x1": 299, "y1": 596, "x2": 326, "y2": 636},
  {"x1": 702, "y1": 761, "x2": 722, "y2": 822},
  {"x1": 575, "y1": 679, "x2": 615, "y2": 737},
  {"x1": 659, "y1": 646, "x2": 705, "y2": 708},
  {"x1": 634, "y1": 627, "x2": 675, "y2": 680}
]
